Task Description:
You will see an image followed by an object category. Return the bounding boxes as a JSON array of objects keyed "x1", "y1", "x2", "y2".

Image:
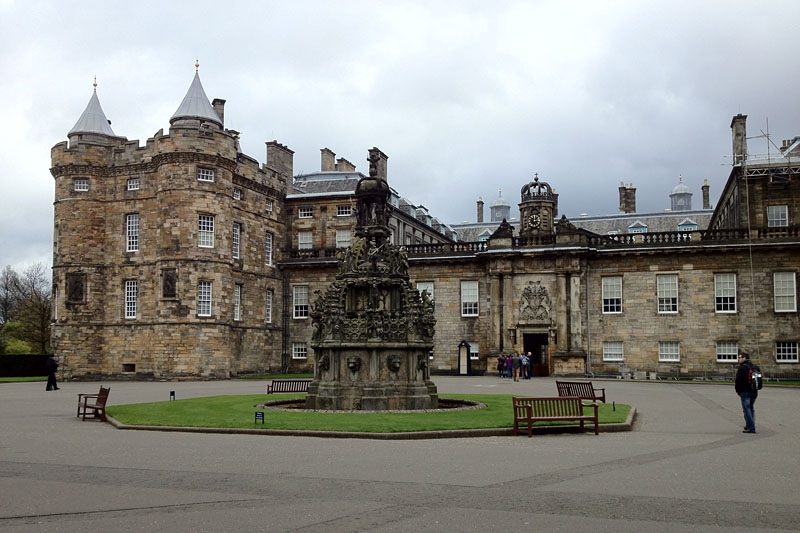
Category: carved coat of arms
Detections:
[{"x1": 519, "y1": 281, "x2": 550, "y2": 322}]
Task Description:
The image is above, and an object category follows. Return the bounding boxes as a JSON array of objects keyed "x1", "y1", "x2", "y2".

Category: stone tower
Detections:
[
  {"x1": 305, "y1": 148, "x2": 438, "y2": 410},
  {"x1": 518, "y1": 174, "x2": 557, "y2": 238}
]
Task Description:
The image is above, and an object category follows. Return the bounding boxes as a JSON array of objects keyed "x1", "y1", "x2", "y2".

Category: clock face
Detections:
[{"x1": 526, "y1": 213, "x2": 541, "y2": 229}]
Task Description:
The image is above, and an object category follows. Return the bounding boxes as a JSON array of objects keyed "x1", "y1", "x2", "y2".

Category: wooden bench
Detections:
[
  {"x1": 77, "y1": 386, "x2": 110, "y2": 421},
  {"x1": 513, "y1": 396, "x2": 599, "y2": 437},
  {"x1": 267, "y1": 378, "x2": 312, "y2": 394},
  {"x1": 555, "y1": 380, "x2": 606, "y2": 403}
]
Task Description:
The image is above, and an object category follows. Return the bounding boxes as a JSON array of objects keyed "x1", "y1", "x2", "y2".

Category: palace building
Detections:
[{"x1": 51, "y1": 71, "x2": 800, "y2": 380}]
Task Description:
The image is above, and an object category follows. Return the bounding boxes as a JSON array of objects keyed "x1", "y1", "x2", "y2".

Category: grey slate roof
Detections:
[
  {"x1": 170, "y1": 72, "x2": 222, "y2": 126},
  {"x1": 69, "y1": 89, "x2": 115, "y2": 136},
  {"x1": 570, "y1": 209, "x2": 713, "y2": 234},
  {"x1": 291, "y1": 171, "x2": 363, "y2": 194}
]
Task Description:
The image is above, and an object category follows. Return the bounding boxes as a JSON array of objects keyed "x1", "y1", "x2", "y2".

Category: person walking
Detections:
[
  {"x1": 520, "y1": 352, "x2": 529, "y2": 379},
  {"x1": 45, "y1": 355, "x2": 59, "y2": 391},
  {"x1": 512, "y1": 353, "x2": 522, "y2": 382},
  {"x1": 525, "y1": 351, "x2": 533, "y2": 379},
  {"x1": 735, "y1": 351, "x2": 760, "y2": 433}
]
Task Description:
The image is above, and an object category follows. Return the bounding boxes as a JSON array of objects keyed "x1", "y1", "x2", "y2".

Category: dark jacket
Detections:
[
  {"x1": 735, "y1": 360, "x2": 759, "y2": 395},
  {"x1": 45, "y1": 357, "x2": 58, "y2": 375}
]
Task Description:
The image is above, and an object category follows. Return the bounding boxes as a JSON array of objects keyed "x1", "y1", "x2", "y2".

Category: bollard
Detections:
[
  {"x1": 612, "y1": 401, "x2": 616, "y2": 412},
  {"x1": 169, "y1": 391, "x2": 175, "y2": 401}
]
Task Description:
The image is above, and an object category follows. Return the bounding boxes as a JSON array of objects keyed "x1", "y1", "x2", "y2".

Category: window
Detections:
[
  {"x1": 293, "y1": 285, "x2": 308, "y2": 318},
  {"x1": 232, "y1": 223, "x2": 241, "y2": 259},
  {"x1": 127, "y1": 178, "x2": 140, "y2": 191},
  {"x1": 198, "y1": 215, "x2": 215, "y2": 248},
  {"x1": 335, "y1": 229, "x2": 351, "y2": 248},
  {"x1": 298, "y1": 206, "x2": 313, "y2": 218},
  {"x1": 603, "y1": 341, "x2": 623, "y2": 361},
  {"x1": 233, "y1": 187, "x2": 242, "y2": 200},
  {"x1": 197, "y1": 281, "x2": 212, "y2": 317},
  {"x1": 298, "y1": 231, "x2": 312, "y2": 250},
  {"x1": 126, "y1": 214, "x2": 140, "y2": 252},
  {"x1": 774, "y1": 272, "x2": 796, "y2": 312},
  {"x1": 337, "y1": 205, "x2": 351, "y2": 216},
  {"x1": 461, "y1": 280, "x2": 479, "y2": 317},
  {"x1": 602, "y1": 276, "x2": 622, "y2": 313},
  {"x1": 73, "y1": 178, "x2": 89, "y2": 192},
  {"x1": 776, "y1": 341, "x2": 798, "y2": 363},
  {"x1": 468, "y1": 342, "x2": 479, "y2": 360},
  {"x1": 125, "y1": 280, "x2": 137, "y2": 319},
  {"x1": 265, "y1": 231, "x2": 273, "y2": 265},
  {"x1": 678, "y1": 223, "x2": 697, "y2": 232},
  {"x1": 265, "y1": 199, "x2": 273, "y2": 213},
  {"x1": 234, "y1": 284, "x2": 242, "y2": 321},
  {"x1": 767, "y1": 205, "x2": 788, "y2": 227},
  {"x1": 657, "y1": 274, "x2": 678, "y2": 313},
  {"x1": 659, "y1": 341, "x2": 680, "y2": 362},
  {"x1": 716, "y1": 341, "x2": 739, "y2": 362},
  {"x1": 292, "y1": 342, "x2": 307, "y2": 359},
  {"x1": 266, "y1": 290, "x2": 273, "y2": 324},
  {"x1": 197, "y1": 168, "x2": 215, "y2": 182},
  {"x1": 714, "y1": 273, "x2": 737, "y2": 312},
  {"x1": 162, "y1": 269, "x2": 176, "y2": 298},
  {"x1": 416, "y1": 281, "x2": 434, "y2": 301},
  {"x1": 66, "y1": 273, "x2": 86, "y2": 304}
]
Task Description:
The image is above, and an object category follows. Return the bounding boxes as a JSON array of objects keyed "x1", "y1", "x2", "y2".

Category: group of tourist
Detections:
[{"x1": 496, "y1": 352, "x2": 533, "y2": 381}]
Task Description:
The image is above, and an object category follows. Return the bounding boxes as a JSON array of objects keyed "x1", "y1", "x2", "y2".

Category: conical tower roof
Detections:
[
  {"x1": 68, "y1": 86, "x2": 115, "y2": 136},
  {"x1": 170, "y1": 71, "x2": 222, "y2": 126}
]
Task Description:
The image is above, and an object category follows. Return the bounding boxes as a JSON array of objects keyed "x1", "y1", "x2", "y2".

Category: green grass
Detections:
[
  {"x1": 0, "y1": 376, "x2": 47, "y2": 383},
  {"x1": 106, "y1": 394, "x2": 630, "y2": 433},
  {"x1": 236, "y1": 373, "x2": 313, "y2": 380}
]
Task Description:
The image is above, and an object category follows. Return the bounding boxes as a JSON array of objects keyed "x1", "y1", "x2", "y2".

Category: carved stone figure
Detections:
[
  {"x1": 387, "y1": 355, "x2": 402, "y2": 373},
  {"x1": 347, "y1": 356, "x2": 361, "y2": 372},
  {"x1": 317, "y1": 354, "x2": 330, "y2": 372}
]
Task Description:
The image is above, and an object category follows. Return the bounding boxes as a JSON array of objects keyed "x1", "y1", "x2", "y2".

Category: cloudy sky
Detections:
[{"x1": 1, "y1": 0, "x2": 799, "y2": 271}]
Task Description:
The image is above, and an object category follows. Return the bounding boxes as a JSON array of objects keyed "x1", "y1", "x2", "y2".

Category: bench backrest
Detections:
[
  {"x1": 96, "y1": 386, "x2": 110, "y2": 406},
  {"x1": 514, "y1": 396, "x2": 584, "y2": 417},
  {"x1": 271, "y1": 379, "x2": 311, "y2": 392},
  {"x1": 556, "y1": 381, "x2": 595, "y2": 400}
]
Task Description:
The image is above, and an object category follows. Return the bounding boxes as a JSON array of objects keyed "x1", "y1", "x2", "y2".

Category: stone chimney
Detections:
[
  {"x1": 618, "y1": 182, "x2": 636, "y2": 213},
  {"x1": 211, "y1": 99, "x2": 226, "y2": 127},
  {"x1": 336, "y1": 157, "x2": 356, "y2": 172},
  {"x1": 731, "y1": 114, "x2": 747, "y2": 165},
  {"x1": 266, "y1": 140, "x2": 294, "y2": 178},
  {"x1": 368, "y1": 147, "x2": 388, "y2": 182},
  {"x1": 702, "y1": 179, "x2": 711, "y2": 209},
  {"x1": 477, "y1": 197, "x2": 484, "y2": 223},
  {"x1": 321, "y1": 148, "x2": 336, "y2": 171}
]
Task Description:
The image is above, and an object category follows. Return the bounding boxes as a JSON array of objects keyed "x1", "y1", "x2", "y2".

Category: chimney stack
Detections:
[
  {"x1": 731, "y1": 114, "x2": 748, "y2": 165},
  {"x1": 266, "y1": 140, "x2": 294, "y2": 178},
  {"x1": 336, "y1": 157, "x2": 356, "y2": 172},
  {"x1": 477, "y1": 197, "x2": 484, "y2": 223},
  {"x1": 619, "y1": 182, "x2": 636, "y2": 213},
  {"x1": 702, "y1": 179, "x2": 711, "y2": 209},
  {"x1": 211, "y1": 99, "x2": 226, "y2": 127},
  {"x1": 321, "y1": 148, "x2": 336, "y2": 171}
]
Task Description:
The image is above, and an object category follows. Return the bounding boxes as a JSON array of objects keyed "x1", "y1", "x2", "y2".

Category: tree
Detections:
[
  {"x1": 15, "y1": 263, "x2": 52, "y2": 354},
  {"x1": 0, "y1": 265, "x2": 21, "y2": 325}
]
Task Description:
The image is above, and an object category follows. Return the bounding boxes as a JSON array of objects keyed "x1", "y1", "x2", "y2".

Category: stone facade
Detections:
[{"x1": 51, "y1": 78, "x2": 800, "y2": 380}]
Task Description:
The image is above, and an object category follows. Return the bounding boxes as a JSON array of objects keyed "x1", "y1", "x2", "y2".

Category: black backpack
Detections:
[{"x1": 749, "y1": 366, "x2": 763, "y2": 391}]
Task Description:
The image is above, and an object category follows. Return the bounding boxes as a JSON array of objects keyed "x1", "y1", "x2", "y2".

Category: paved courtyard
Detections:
[{"x1": 1, "y1": 376, "x2": 798, "y2": 531}]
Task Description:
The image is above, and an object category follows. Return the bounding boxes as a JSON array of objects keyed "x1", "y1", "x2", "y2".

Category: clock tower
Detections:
[{"x1": 519, "y1": 174, "x2": 557, "y2": 238}]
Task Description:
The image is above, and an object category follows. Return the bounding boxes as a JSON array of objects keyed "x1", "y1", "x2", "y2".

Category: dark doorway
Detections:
[{"x1": 523, "y1": 333, "x2": 549, "y2": 376}]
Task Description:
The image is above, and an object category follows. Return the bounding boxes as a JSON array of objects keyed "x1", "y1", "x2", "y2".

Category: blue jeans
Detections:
[{"x1": 740, "y1": 392, "x2": 757, "y2": 432}]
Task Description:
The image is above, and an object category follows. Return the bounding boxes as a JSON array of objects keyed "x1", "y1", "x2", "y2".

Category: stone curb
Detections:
[{"x1": 105, "y1": 407, "x2": 636, "y2": 440}]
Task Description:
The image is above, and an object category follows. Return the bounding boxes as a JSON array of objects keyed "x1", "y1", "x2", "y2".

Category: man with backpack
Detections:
[{"x1": 735, "y1": 351, "x2": 761, "y2": 434}]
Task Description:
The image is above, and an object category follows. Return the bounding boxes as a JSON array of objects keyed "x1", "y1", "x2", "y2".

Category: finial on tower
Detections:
[
  {"x1": 679, "y1": 174, "x2": 683, "y2": 182},
  {"x1": 93, "y1": 76, "x2": 97, "y2": 91},
  {"x1": 195, "y1": 58, "x2": 199, "y2": 72}
]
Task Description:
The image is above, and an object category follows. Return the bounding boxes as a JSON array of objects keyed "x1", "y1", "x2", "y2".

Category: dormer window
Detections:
[
  {"x1": 628, "y1": 220, "x2": 647, "y2": 234},
  {"x1": 197, "y1": 168, "x2": 215, "y2": 182}
]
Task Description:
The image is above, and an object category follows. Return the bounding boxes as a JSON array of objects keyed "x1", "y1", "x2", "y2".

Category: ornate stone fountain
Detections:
[{"x1": 305, "y1": 148, "x2": 438, "y2": 410}]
